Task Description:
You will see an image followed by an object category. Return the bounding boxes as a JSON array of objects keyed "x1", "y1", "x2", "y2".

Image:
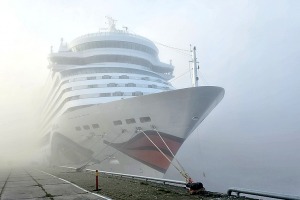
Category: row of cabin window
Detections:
[
  {"x1": 43, "y1": 75, "x2": 170, "y2": 117},
  {"x1": 72, "y1": 83, "x2": 169, "y2": 90},
  {"x1": 65, "y1": 91, "x2": 144, "y2": 102},
  {"x1": 70, "y1": 75, "x2": 168, "y2": 85},
  {"x1": 75, "y1": 116, "x2": 152, "y2": 131},
  {"x1": 48, "y1": 82, "x2": 168, "y2": 119},
  {"x1": 45, "y1": 74, "x2": 169, "y2": 114},
  {"x1": 43, "y1": 90, "x2": 145, "y2": 127},
  {"x1": 113, "y1": 117, "x2": 151, "y2": 126},
  {"x1": 75, "y1": 123, "x2": 99, "y2": 131},
  {"x1": 61, "y1": 67, "x2": 166, "y2": 80},
  {"x1": 47, "y1": 74, "x2": 167, "y2": 105},
  {"x1": 43, "y1": 91, "x2": 143, "y2": 128}
]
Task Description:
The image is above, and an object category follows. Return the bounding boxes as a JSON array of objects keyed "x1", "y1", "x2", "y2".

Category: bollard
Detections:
[{"x1": 96, "y1": 170, "x2": 99, "y2": 191}]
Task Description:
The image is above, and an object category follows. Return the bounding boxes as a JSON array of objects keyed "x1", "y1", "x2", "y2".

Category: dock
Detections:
[
  {"x1": 1, "y1": 166, "x2": 259, "y2": 200},
  {"x1": 0, "y1": 167, "x2": 109, "y2": 200},
  {"x1": 33, "y1": 166, "x2": 254, "y2": 200}
]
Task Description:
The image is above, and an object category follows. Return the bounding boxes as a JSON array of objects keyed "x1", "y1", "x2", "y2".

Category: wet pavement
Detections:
[{"x1": 0, "y1": 168, "x2": 110, "y2": 200}]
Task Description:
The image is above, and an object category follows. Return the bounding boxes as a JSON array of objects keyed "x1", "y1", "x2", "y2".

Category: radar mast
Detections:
[{"x1": 105, "y1": 16, "x2": 117, "y2": 32}]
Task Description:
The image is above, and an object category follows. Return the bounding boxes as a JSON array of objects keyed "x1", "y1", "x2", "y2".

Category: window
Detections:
[
  {"x1": 102, "y1": 75, "x2": 111, "y2": 79},
  {"x1": 83, "y1": 125, "x2": 90, "y2": 130},
  {"x1": 113, "y1": 92, "x2": 124, "y2": 96},
  {"x1": 148, "y1": 84, "x2": 157, "y2": 88},
  {"x1": 126, "y1": 118, "x2": 136, "y2": 124},
  {"x1": 107, "y1": 83, "x2": 118, "y2": 87},
  {"x1": 119, "y1": 75, "x2": 129, "y2": 79},
  {"x1": 113, "y1": 120, "x2": 122, "y2": 126},
  {"x1": 88, "y1": 84, "x2": 98, "y2": 88},
  {"x1": 132, "y1": 92, "x2": 143, "y2": 96},
  {"x1": 92, "y1": 124, "x2": 100, "y2": 129},
  {"x1": 100, "y1": 93, "x2": 111, "y2": 97},
  {"x1": 125, "y1": 83, "x2": 136, "y2": 87},
  {"x1": 140, "y1": 117, "x2": 151, "y2": 123},
  {"x1": 75, "y1": 126, "x2": 81, "y2": 131}
]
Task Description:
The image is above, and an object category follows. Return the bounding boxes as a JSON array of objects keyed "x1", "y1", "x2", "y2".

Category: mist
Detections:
[{"x1": 0, "y1": 0, "x2": 299, "y2": 196}]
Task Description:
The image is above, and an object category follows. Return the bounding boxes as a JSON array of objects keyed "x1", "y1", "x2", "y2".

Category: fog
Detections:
[{"x1": 0, "y1": 0, "x2": 299, "y2": 196}]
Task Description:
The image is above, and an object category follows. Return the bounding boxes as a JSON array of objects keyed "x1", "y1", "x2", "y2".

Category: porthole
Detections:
[
  {"x1": 92, "y1": 124, "x2": 100, "y2": 129},
  {"x1": 140, "y1": 117, "x2": 151, "y2": 123},
  {"x1": 126, "y1": 118, "x2": 136, "y2": 124},
  {"x1": 83, "y1": 125, "x2": 90, "y2": 130},
  {"x1": 113, "y1": 120, "x2": 122, "y2": 126}
]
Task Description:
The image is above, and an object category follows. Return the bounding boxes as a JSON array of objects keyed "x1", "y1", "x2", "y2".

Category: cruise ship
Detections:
[{"x1": 38, "y1": 17, "x2": 225, "y2": 178}]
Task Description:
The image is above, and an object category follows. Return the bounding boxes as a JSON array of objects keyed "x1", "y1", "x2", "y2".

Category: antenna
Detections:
[
  {"x1": 105, "y1": 16, "x2": 117, "y2": 31},
  {"x1": 190, "y1": 45, "x2": 199, "y2": 87}
]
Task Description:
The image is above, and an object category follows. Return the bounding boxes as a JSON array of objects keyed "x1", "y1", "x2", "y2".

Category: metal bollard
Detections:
[{"x1": 96, "y1": 170, "x2": 99, "y2": 191}]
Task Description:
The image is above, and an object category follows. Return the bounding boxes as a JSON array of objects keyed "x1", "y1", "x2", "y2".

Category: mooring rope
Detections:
[
  {"x1": 151, "y1": 126, "x2": 187, "y2": 174},
  {"x1": 138, "y1": 127, "x2": 192, "y2": 182}
]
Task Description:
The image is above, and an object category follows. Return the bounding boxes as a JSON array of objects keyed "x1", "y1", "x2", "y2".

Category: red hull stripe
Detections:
[{"x1": 104, "y1": 130, "x2": 184, "y2": 173}]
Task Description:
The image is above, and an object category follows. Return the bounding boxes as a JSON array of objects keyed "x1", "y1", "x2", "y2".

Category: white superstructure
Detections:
[
  {"x1": 38, "y1": 18, "x2": 224, "y2": 178},
  {"x1": 41, "y1": 18, "x2": 174, "y2": 134}
]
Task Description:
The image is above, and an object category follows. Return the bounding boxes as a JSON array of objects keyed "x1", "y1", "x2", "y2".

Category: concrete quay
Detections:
[{"x1": 0, "y1": 168, "x2": 110, "y2": 200}]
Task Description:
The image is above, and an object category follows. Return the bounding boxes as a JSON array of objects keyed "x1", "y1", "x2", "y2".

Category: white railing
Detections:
[
  {"x1": 58, "y1": 166, "x2": 186, "y2": 186},
  {"x1": 85, "y1": 169, "x2": 186, "y2": 186},
  {"x1": 227, "y1": 187, "x2": 300, "y2": 200}
]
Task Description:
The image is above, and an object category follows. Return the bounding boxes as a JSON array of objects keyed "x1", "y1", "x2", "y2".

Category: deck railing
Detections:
[
  {"x1": 85, "y1": 168, "x2": 186, "y2": 186},
  {"x1": 227, "y1": 187, "x2": 300, "y2": 200}
]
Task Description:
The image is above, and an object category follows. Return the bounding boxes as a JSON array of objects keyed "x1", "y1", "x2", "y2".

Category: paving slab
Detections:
[
  {"x1": 7, "y1": 176, "x2": 33, "y2": 182},
  {"x1": 35, "y1": 178, "x2": 67, "y2": 185},
  {"x1": 9, "y1": 173, "x2": 29, "y2": 178},
  {"x1": 43, "y1": 183, "x2": 88, "y2": 196},
  {"x1": 9, "y1": 170, "x2": 27, "y2": 176},
  {"x1": 5, "y1": 179, "x2": 37, "y2": 188},
  {"x1": 31, "y1": 176, "x2": 58, "y2": 181},
  {"x1": 1, "y1": 185, "x2": 45, "y2": 199}
]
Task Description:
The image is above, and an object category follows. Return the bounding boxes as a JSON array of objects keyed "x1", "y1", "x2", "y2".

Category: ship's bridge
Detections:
[
  {"x1": 48, "y1": 31, "x2": 174, "y2": 76},
  {"x1": 69, "y1": 31, "x2": 158, "y2": 57}
]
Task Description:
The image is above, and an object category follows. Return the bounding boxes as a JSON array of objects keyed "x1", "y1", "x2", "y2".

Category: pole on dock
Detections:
[{"x1": 96, "y1": 170, "x2": 99, "y2": 191}]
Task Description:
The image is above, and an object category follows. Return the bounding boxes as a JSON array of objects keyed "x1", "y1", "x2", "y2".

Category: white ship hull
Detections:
[
  {"x1": 37, "y1": 19, "x2": 225, "y2": 178},
  {"x1": 40, "y1": 86, "x2": 224, "y2": 177}
]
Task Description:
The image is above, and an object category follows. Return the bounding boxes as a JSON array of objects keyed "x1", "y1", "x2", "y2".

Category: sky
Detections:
[{"x1": 0, "y1": 0, "x2": 300, "y2": 196}]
